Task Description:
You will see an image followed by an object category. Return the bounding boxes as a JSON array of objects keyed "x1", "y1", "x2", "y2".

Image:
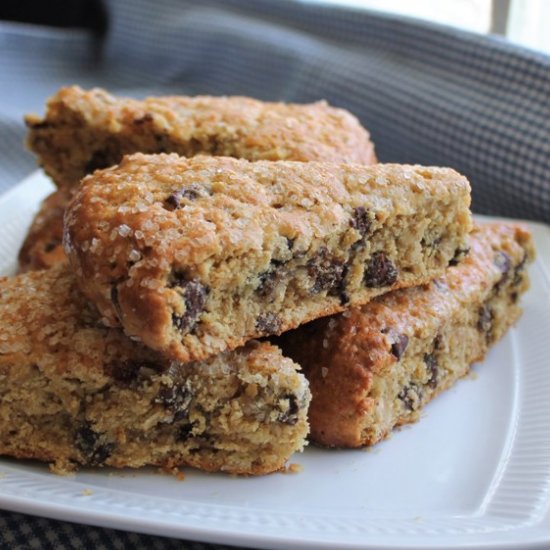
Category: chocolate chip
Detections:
[
  {"x1": 155, "y1": 383, "x2": 192, "y2": 421},
  {"x1": 350, "y1": 208, "x2": 373, "y2": 251},
  {"x1": 424, "y1": 353, "x2": 438, "y2": 388},
  {"x1": 257, "y1": 260, "x2": 287, "y2": 297},
  {"x1": 449, "y1": 246, "x2": 470, "y2": 266},
  {"x1": 513, "y1": 254, "x2": 527, "y2": 287},
  {"x1": 166, "y1": 195, "x2": 181, "y2": 210},
  {"x1": 391, "y1": 334, "x2": 409, "y2": 360},
  {"x1": 336, "y1": 264, "x2": 350, "y2": 305},
  {"x1": 364, "y1": 252, "x2": 397, "y2": 287},
  {"x1": 153, "y1": 132, "x2": 170, "y2": 153},
  {"x1": 307, "y1": 247, "x2": 345, "y2": 294},
  {"x1": 350, "y1": 207, "x2": 371, "y2": 238},
  {"x1": 169, "y1": 272, "x2": 186, "y2": 288},
  {"x1": 75, "y1": 424, "x2": 114, "y2": 467},
  {"x1": 381, "y1": 328, "x2": 409, "y2": 360},
  {"x1": 278, "y1": 394, "x2": 299, "y2": 425},
  {"x1": 398, "y1": 383, "x2": 423, "y2": 412},
  {"x1": 171, "y1": 279, "x2": 208, "y2": 333},
  {"x1": 85, "y1": 150, "x2": 112, "y2": 174},
  {"x1": 286, "y1": 237, "x2": 296, "y2": 250},
  {"x1": 165, "y1": 184, "x2": 209, "y2": 210},
  {"x1": 176, "y1": 422, "x2": 196, "y2": 441},
  {"x1": 477, "y1": 304, "x2": 493, "y2": 334},
  {"x1": 255, "y1": 312, "x2": 282, "y2": 334}
]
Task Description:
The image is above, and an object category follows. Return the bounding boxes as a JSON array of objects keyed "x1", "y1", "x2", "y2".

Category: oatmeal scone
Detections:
[
  {"x1": 0, "y1": 266, "x2": 310, "y2": 475},
  {"x1": 278, "y1": 223, "x2": 534, "y2": 448},
  {"x1": 26, "y1": 86, "x2": 377, "y2": 191},
  {"x1": 18, "y1": 189, "x2": 68, "y2": 272},
  {"x1": 22, "y1": 86, "x2": 377, "y2": 272},
  {"x1": 64, "y1": 154, "x2": 472, "y2": 362}
]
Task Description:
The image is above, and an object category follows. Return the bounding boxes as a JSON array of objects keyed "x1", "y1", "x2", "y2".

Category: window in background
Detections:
[
  {"x1": 300, "y1": 0, "x2": 494, "y2": 33},
  {"x1": 301, "y1": 0, "x2": 550, "y2": 55},
  {"x1": 507, "y1": 0, "x2": 550, "y2": 54}
]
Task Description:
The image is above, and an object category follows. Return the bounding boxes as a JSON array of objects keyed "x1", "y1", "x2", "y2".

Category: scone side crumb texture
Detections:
[
  {"x1": 64, "y1": 154, "x2": 472, "y2": 363},
  {"x1": 18, "y1": 189, "x2": 68, "y2": 272},
  {"x1": 277, "y1": 223, "x2": 535, "y2": 447},
  {"x1": 21, "y1": 86, "x2": 377, "y2": 273},
  {"x1": 0, "y1": 266, "x2": 310, "y2": 475},
  {"x1": 25, "y1": 85, "x2": 377, "y2": 191}
]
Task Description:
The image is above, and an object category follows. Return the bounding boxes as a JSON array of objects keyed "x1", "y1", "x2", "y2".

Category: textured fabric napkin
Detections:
[
  {"x1": 2, "y1": 0, "x2": 550, "y2": 223},
  {"x1": 1, "y1": 1, "x2": 550, "y2": 548}
]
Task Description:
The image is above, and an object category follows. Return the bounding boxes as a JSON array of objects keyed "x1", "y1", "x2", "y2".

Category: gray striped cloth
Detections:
[{"x1": 1, "y1": 1, "x2": 549, "y2": 548}]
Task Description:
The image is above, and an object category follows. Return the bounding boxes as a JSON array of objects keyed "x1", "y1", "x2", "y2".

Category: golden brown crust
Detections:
[
  {"x1": 17, "y1": 190, "x2": 67, "y2": 272},
  {"x1": 21, "y1": 86, "x2": 377, "y2": 272},
  {"x1": 0, "y1": 265, "x2": 310, "y2": 475},
  {"x1": 64, "y1": 154, "x2": 472, "y2": 362},
  {"x1": 25, "y1": 85, "x2": 377, "y2": 191},
  {"x1": 278, "y1": 223, "x2": 535, "y2": 447}
]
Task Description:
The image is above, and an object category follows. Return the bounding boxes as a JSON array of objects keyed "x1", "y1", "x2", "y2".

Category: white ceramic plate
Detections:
[{"x1": 1, "y1": 172, "x2": 550, "y2": 550}]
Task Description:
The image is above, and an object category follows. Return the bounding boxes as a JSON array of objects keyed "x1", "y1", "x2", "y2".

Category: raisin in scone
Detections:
[
  {"x1": 18, "y1": 189, "x2": 68, "y2": 272},
  {"x1": 64, "y1": 153, "x2": 472, "y2": 362},
  {"x1": 278, "y1": 223, "x2": 534, "y2": 448},
  {"x1": 0, "y1": 265, "x2": 310, "y2": 475},
  {"x1": 26, "y1": 86, "x2": 377, "y2": 191},
  {"x1": 21, "y1": 86, "x2": 377, "y2": 272}
]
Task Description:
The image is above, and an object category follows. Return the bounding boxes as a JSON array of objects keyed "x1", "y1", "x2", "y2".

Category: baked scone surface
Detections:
[
  {"x1": 278, "y1": 223, "x2": 534, "y2": 447},
  {"x1": 26, "y1": 85, "x2": 377, "y2": 191},
  {"x1": 22, "y1": 86, "x2": 377, "y2": 272},
  {"x1": 64, "y1": 154, "x2": 472, "y2": 362},
  {"x1": 18, "y1": 189, "x2": 68, "y2": 272},
  {"x1": 0, "y1": 265, "x2": 310, "y2": 475}
]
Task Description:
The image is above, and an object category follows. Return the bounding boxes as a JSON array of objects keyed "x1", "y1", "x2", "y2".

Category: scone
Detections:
[
  {"x1": 278, "y1": 223, "x2": 534, "y2": 447},
  {"x1": 0, "y1": 265, "x2": 310, "y2": 475},
  {"x1": 26, "y1": 85, "x2": 377, "y2": 191},
  {"x1": 64, "y1": 154, "x2": 473, "y2": 362},
  {"x1": 22, "y1": 86, "x2": 377, "y2": 271},
  {"x1": 18, "y1": 189, "x2": 68, "y2": 272}
]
